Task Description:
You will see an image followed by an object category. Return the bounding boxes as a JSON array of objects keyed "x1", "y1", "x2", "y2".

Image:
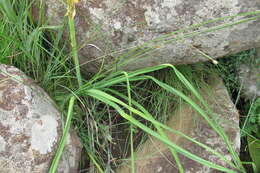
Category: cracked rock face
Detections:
[
  {"x1": 0, "y1": 64, "x2": 82, "y2": 173},
  {"x1": 116, "y1": 75, "x2": 240, "y2": 173},
  {"x1": 42, "y1": 0, "x2": 260, "y2": 75}
]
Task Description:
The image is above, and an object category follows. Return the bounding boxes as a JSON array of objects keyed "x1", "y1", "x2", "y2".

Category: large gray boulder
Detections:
[
  {"x1": 0, "y1": 64, "x2": 82, "y2": 173},
  {"x1": 42, "y1": 0, "x2": 260, "y2": 74},
  {"x1": 117, "y1": 75, "x2": 241, "y2": 173}
]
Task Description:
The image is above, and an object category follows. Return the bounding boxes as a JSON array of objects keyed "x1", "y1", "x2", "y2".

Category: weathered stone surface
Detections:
[
  {"x1": 0, "y1": 64, "x2": 82, "y2": 173},
  {"x1": 237, "y1": 49, "x2": 260, "y2": 100},
  {"x1": 116, "y1": 75, "x2": 240, "y2": 173},
  {"x1": 42, "y1": 0, "x2": 260, "y2": 74}
]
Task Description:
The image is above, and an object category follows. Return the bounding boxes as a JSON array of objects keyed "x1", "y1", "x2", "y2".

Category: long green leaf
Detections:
[{"x1": 49, "y1": 96, "x2": 76, "y2": 173}]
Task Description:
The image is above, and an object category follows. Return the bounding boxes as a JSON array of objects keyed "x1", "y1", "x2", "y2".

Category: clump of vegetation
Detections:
[
  {"x1": 243, "y1": 98, "x2": 260, "y2": 172},
  {"x1": 1, "y1": 0, "x2": 260, "y2": 172},
  {"x1": 215, "y1": 50, "x2": 260, "y2": 172},
  {"x1": 242, "y1": 98, "x2": 260, "y2": 139}
]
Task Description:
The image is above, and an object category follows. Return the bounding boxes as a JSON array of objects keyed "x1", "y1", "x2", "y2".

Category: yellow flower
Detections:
[
  {"x1": 66, "y1": 0, "x2": 80, "y2": 18},
  {"x1": 69, "y1": 0, "x2": 80, "y2": 5}
]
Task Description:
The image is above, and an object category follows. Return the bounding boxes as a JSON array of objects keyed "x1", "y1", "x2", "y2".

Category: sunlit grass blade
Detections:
[
  {"x1": 88, "y1": 152, "x2": 105, "y2": 173},
  {"x1": 79, "y1": 64, "x2": 169, "y2": 91},
  {"x1": 0, "y1": 0, "x2": 17, "y2": 22},
  {"x1": 122, "y1": 72, "x2": 136, "y2": 173}
]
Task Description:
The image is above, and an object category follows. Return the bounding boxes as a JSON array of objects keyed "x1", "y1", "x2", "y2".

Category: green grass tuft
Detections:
[{"x1": 1, "y1": 0, "x2": 260, "y2": 172}]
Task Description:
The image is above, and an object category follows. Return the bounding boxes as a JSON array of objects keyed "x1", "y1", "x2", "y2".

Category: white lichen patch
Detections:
[
  {"x1": 9, "y1": 121, "x2": 25, "y2": 135},
  {"x1": 103, "y1": 0, "x2": 120, "y2": 10},
  {"x1": 31, "y1": 115, "x2": 58, "y2": 154},
  {"x1": 89, "y1": 8, "x2": 105, "y2": 20},
  {"x1": 23, "y1": 86, "x2": 33, "y2": 103},
  {"x1": 156, "y1": 166, "x2": 163, "y2": 172},
  {"x1": 144, "y1": 6, "x2": 161, "y2": 25},
  {"x1": 0, "y1": 136, "x2": 6, "y2": 152},
  {"x1": 161, "y1": 0, "x2": 182, "y2": 8},
  {"x1": 114, "y1": 21, "x2": 122, "y2": 30},
  {"x1": 196, "y1": 0, "x2": 240, "y2": 18}
]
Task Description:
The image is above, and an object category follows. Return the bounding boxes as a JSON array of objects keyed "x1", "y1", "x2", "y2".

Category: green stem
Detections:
[
  {"x1": 68, "y1": 16, "x2": 82, "y2": 87},
  {"x1": 123, "y1": 72, "x2": 136, "y2": 173}
]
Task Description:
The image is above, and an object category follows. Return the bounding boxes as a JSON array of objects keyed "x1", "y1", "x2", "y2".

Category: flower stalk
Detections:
[{"x1": 67, "y1": 0, "x2": 82, "y2": 87}]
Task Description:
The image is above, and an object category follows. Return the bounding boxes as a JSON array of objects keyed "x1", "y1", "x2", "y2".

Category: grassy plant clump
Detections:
[
  {"x1": 2, "y1": 0, "x2": 260, "y2": 173},
  {"x1": 215, "y1": 49, "x2": 257, "y2": 97},
  {"x1": 214, "y1": 49, "x2": 260, "y2": 172}
]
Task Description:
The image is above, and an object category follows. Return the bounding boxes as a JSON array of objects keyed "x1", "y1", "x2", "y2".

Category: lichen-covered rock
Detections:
[
  {"x1": 116, "y1": 75, "x2": 240, "y2": 173},
  {"x1": 41, "y1": 0, "x2": 260, "y2": 75},
  {"x1": 0, "y1": 64, "x2": 82, "y2": 173}
]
